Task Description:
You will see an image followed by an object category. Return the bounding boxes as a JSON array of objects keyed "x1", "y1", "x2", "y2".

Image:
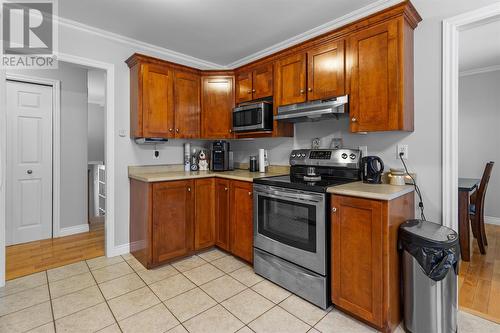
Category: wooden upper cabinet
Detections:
[
  {"x1": 201, "y1": 76, "x2": 235, "y2": 138},
  {"x1": 331, "y1": 195, "x2": 383, "y2": 327},
  {"x1": 230, "y1": 181, "x2": 253, "y2": 263},
  {"x1": 236, "y1": 72, "x2": 253, "y2": 104},
  {"x1": 215, "y1": 178, "x2": 231, "y2": 251},
  {"x1": 152, "y1": 180, "x2": 194, "y2": 264},
  {"x1": 142, "y1": 64, "x2": 175, "y2": 138},
  {"x1": 252, "y1": 63, "x2": 273, "y2": 100},
  {"x1": 307, "y1": 40, "x2": 345, "y2": 101},
  {"x1": 174, "y1": 71, "x2": 200, "y2": 138},
  {"x1": 194, "y1": 178, "x2": 215, "y2": 250},
  {"x1": 275, "y1": 53, "x2": 307, "y2": 106},
  {"x1": 348, "y1": 19, "x2": 413, "y2": 132}
]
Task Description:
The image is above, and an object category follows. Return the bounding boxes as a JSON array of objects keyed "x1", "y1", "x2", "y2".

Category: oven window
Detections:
[
  {"x1": 233, "y1": 108, "x2": 262, "y2": 127},
  {"x1": 258, "y1": 196, "x2": 316, "y2": 252}
]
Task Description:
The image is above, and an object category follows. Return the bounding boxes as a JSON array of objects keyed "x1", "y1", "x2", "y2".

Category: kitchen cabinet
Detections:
[
  {"x1": 215, "y1": 178, "x2": 231, "y2": 251},
  {"x1": 331, "y1": 192, "x2": 414, "y2": 332},
  {"x1": 307, "y1": 40, "x2": 345, "y2": 101},
  {"x1": 275, "y1": 40, "x2": 345, "y2": 107},
  {"x1": 348, "y1": 18, "x2": 414, "y2": 132},
  {"x1": 152, "y1": 180, "x2": 194, "y2": 264},
  {"x1": 236, "y1": 63, "x2": 273, "y2": 104},
  {"x1": 201, "y1": 75, "x2": 235, "y2": 138},
  {"x1": 174, "y1": 71, "x2": 201, "y2": 138},
  {"x1": 230, "y1": 181, "x2": 254, "y2": 262},
  {"x1": 194, "y1": 178, "x2": 215, "y2": 250}
]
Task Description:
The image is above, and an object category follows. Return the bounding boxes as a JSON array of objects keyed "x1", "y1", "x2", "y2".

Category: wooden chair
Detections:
[{"x1": 469, "y1": 161, "x2": 494, "y2": 254}]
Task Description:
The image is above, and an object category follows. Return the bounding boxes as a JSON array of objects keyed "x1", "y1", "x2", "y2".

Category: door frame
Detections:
[
  {"x1": 442, "y1": 3, "x2": 500, "y2": 232},
  {"x1": 5, "y1": 74, "x2": 61, "y2": 242},
  {"x1": 0, "y1": 53, "x2": 116, "y2": 286}
]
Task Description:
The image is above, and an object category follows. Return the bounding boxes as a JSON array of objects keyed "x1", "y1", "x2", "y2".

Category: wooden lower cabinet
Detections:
[
  {"x1": 331, "y1": 193, "x2": 414, "y2": 333},
  {"x1": 194, "y1": 178, "x2": 215, "y2": 250},
  {"x1": 215, "y1": 178, "x2": 231, "y2": 251},
  {"x1": 229, "y1": 181, "x2": 254, "y2": 262}
]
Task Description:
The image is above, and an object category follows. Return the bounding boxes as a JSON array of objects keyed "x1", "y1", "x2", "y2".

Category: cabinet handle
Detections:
[
  {"x1": 351, "y1": 117, "x2": 357, "y2": 123},
  {"x1": 300, "y1": 89, "x2": 305, "y2": 94},
  {"x1": 175, "y1": 128, "x2": 179, "y2": 133},
  {"x1": 308, "y1": 87, "x2": 312, "y2": 92},
  {"x1": 187, "y1": 187, "x2": 191, "y2": 192},
  {"x1": 169, "y1": 128, "x2": 173, "y2": 132},
  {"x1": 332, "y1": 207, "x2": 337, "y2": 213}
]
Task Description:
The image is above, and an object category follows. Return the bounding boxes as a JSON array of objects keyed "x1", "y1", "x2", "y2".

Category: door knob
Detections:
[{"x1": 27, "y1": 170, "x2": 33, "y2": 174}]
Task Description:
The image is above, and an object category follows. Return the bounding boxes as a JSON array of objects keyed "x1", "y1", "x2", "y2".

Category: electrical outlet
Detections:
[
  {"x1": 153, "y1": 150, "x2": 160, "y2": 159},
  {"x1": 397, "y1": 144, "x2": 408, "y2": 160},
  {"x1": 358, "y1": 146, "x2": 368, "y2": 157}
]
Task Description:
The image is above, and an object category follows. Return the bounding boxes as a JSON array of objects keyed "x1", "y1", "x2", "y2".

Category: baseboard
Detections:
[
  {"x1": 107, "y1": 243, "x2": 130, "y2": 257},
  {"x1": 485, "y1": 216, "x2": 500, "y2": 226},
  {"x1": 58, "y1": 224, "x2": 90, "y2": 237}
]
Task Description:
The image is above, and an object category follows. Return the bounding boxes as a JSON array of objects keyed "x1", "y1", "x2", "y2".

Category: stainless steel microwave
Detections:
[{"x1": 232, "y1": 101, "x2": 273, "y2": 133}]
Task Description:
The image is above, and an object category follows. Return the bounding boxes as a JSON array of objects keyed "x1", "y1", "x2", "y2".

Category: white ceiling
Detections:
[
  {"x1": 459, "y1": 18, "x2": 500, "y2": 72},
  {"x1": 60, "y1": 0, "x2": 395, "y2": 67}
]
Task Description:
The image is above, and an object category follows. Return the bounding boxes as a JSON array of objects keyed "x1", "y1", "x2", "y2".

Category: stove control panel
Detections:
[{"x1": 290, "y1": 149, "x2": 361, "y2": 168}]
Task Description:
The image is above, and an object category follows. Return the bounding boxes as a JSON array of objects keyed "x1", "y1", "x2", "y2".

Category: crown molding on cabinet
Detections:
[
  {"x1": 57, "y1": 0, "x2": 405, "y2": 70},
  {"x1": 225, "y1": 0, "x2": 405, "y2": 68},
  {"x1": 57, "y1": 17, "x2": 226, "y2": 70},
  {"x1": 459, "y1": 64, "x2": 500, "y2": 77}
]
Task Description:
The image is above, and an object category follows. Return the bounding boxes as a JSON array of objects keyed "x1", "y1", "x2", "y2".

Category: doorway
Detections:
[{"x1": 4, "y1": 61, "x2": 108, "y2": 280}]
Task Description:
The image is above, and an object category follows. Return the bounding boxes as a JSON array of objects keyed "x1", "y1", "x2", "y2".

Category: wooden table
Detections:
[{"x1": 458, "y1": 178, "x2": 480, "y2": 261}]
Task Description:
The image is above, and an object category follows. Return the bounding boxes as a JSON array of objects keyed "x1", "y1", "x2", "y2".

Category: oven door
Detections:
[{"x1": 253, "y1": 184, "x2": 326, "y2": 275}]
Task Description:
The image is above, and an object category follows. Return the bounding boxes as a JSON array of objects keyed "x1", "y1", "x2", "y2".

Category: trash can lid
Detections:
[{"x1": 399, "y1": 219, "x2": 458, "y2": 249}]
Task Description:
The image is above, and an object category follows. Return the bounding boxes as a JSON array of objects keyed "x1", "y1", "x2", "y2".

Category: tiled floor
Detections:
[{"x1": 1, "y1": 249, "x2": 499, "y2": 333}]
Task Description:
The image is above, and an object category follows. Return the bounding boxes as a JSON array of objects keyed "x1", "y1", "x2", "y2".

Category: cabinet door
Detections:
[
  {"x1": 201, "y1": 76, "x2": 234, "y2": 138},
  {"x1": 307, "y1": 40, "x2": 345, "y2": 101},
  {"x1": 348, "y1": 20, "x2": 399, "y2": 132},
  {"x1": 252, "y1": 63, "x2": 273, "y2": 100},
  {"x1": 236, "y1": 71, "x2": 253, "y2": 104},
  {"x1": 152, "y1": 180, "x2": 194, "y2": 263},
  {"x1": 215, "y1": 178, "x2": 231, "y2": 251},
  {"x1": 230, "y1": 181, "x2": 253, "y2": 262},
  {"x1": 174, "y1": 71, "x2": 200, "y2": 138},
  {"x1": 331, "y1": 195, "x2": 383, "y2": 327},
  {"x1": 142, "y1": 64, "x2": 175, "y2": 138},
  {"x1": 275, "y1": 53, "x2": 307, "y2": 106},
  {"x1": 194, "y1": 178, "x2": 215, "y2": 250}
]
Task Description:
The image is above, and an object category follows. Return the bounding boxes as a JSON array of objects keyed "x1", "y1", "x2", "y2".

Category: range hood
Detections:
[{"x1": 275, "y1": 95, "x2": 348, "y2": 123}]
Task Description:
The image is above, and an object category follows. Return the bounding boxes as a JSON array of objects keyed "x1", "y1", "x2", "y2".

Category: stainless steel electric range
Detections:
[{"x1": 253, "y1": 148, "x2": 362, "y2": 309}]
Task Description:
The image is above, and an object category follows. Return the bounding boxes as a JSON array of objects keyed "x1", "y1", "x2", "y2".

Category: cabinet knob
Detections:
[
  {"x1": 300, "y1": 89, "x2": 305, "y2": 94},
  {"x1": 27, "y1": 169, "x2": 33, "y2": 175},
  {"x1": 252, "y1": 89, "x2": 256, "y2": 93},
  {"x1": 229, "y1": 129, "x2": 233, "y2": 133},
  {"x1": 224, "y1": 187, "x2": 228, "y2": 191},
  {"x1": 187, "y1": 187, "x2": 191, "y2": 192},
  {"x1": 332, "y1": 207, "x2": 337, "y2": 213},
  {"x1": 169, "y1": 128, "x2": 173, "y2": 132},
  {"x1": 308, "y1": 87, "x2": 312, "y2": 92},
  {"x1": 351, "y1": 117, "x2": 357, "y2": 123},
  {"x1": 175, "y1": 128, "x2": 179, "y2": 133},
  {"x1": 248, "y1": 191, "x2": 252, "y2": 196},
  {"x1": 247, "y1": 90, "x2": 252, "y2": 94}
]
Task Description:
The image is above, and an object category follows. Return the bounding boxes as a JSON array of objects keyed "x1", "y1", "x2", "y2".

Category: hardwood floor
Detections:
[
  {"x1": 6, "y1": 222, "x2": 104, "y2": 280},
  {"x1": 459, "y1": 223, "x2": 500, "y2": 324}
]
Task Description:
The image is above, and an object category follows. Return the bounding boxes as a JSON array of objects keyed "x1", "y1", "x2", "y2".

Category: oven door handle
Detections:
[{"x1": 255, "y1": 190, "x2": 323, "y2": 204}]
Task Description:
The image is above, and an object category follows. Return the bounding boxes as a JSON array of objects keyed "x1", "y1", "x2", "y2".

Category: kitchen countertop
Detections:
[
  {"x1": 327, "y1": 181, "x2": 414, "y2": 201},
  {"x1": 128, "y1": 165, "x2": 289, "y2": 183}
]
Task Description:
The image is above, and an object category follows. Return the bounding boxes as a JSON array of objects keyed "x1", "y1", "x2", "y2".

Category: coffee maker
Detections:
[
  {"x1": 361, "y1": 156, "x2": 384, "y2": 184},
  {"x1": 211, "y1": 141, "x2": 234, "y2": 171}
]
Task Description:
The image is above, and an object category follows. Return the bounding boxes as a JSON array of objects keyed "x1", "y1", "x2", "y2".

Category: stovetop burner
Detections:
[{"x1": 254, "y1": 148, "x2": 362, "y2": 193}]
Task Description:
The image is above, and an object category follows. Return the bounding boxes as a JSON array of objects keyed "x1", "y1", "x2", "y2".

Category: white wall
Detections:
[
  {"x1": 7, "y1": 62, "x2": 89, "y2": 230},
  {"x1": 458, "y1": 70, "x2": 500, "y2": 218},
  {"x1": 3, "y1": 0, "x2": 495, "y2": 251},
  {"x1": 88, "y1": 103, "x2": 105, "y2": 163}
]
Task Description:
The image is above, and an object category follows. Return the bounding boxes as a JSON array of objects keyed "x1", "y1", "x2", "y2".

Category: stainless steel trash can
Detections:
[{"x1": 399, "y1": 220, "x2": 459, "y2": 333}]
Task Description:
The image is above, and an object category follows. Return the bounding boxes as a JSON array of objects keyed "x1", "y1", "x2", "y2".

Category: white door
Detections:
[{"x1": 6, "y1": 80, "x2": 53, "y2": 245}]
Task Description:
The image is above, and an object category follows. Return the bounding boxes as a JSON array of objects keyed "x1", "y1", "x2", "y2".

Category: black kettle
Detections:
[{"x1": 361, "y1": 156, "x2": 384, "y2": 184}]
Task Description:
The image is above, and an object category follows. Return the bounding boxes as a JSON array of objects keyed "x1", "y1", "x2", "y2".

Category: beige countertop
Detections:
[
  {"x1": 327, "y1": 181, "x2": 414, "y2": 201},
  {"x1": 128, "y1": 165, "x2": 289, "y2": 183}
]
